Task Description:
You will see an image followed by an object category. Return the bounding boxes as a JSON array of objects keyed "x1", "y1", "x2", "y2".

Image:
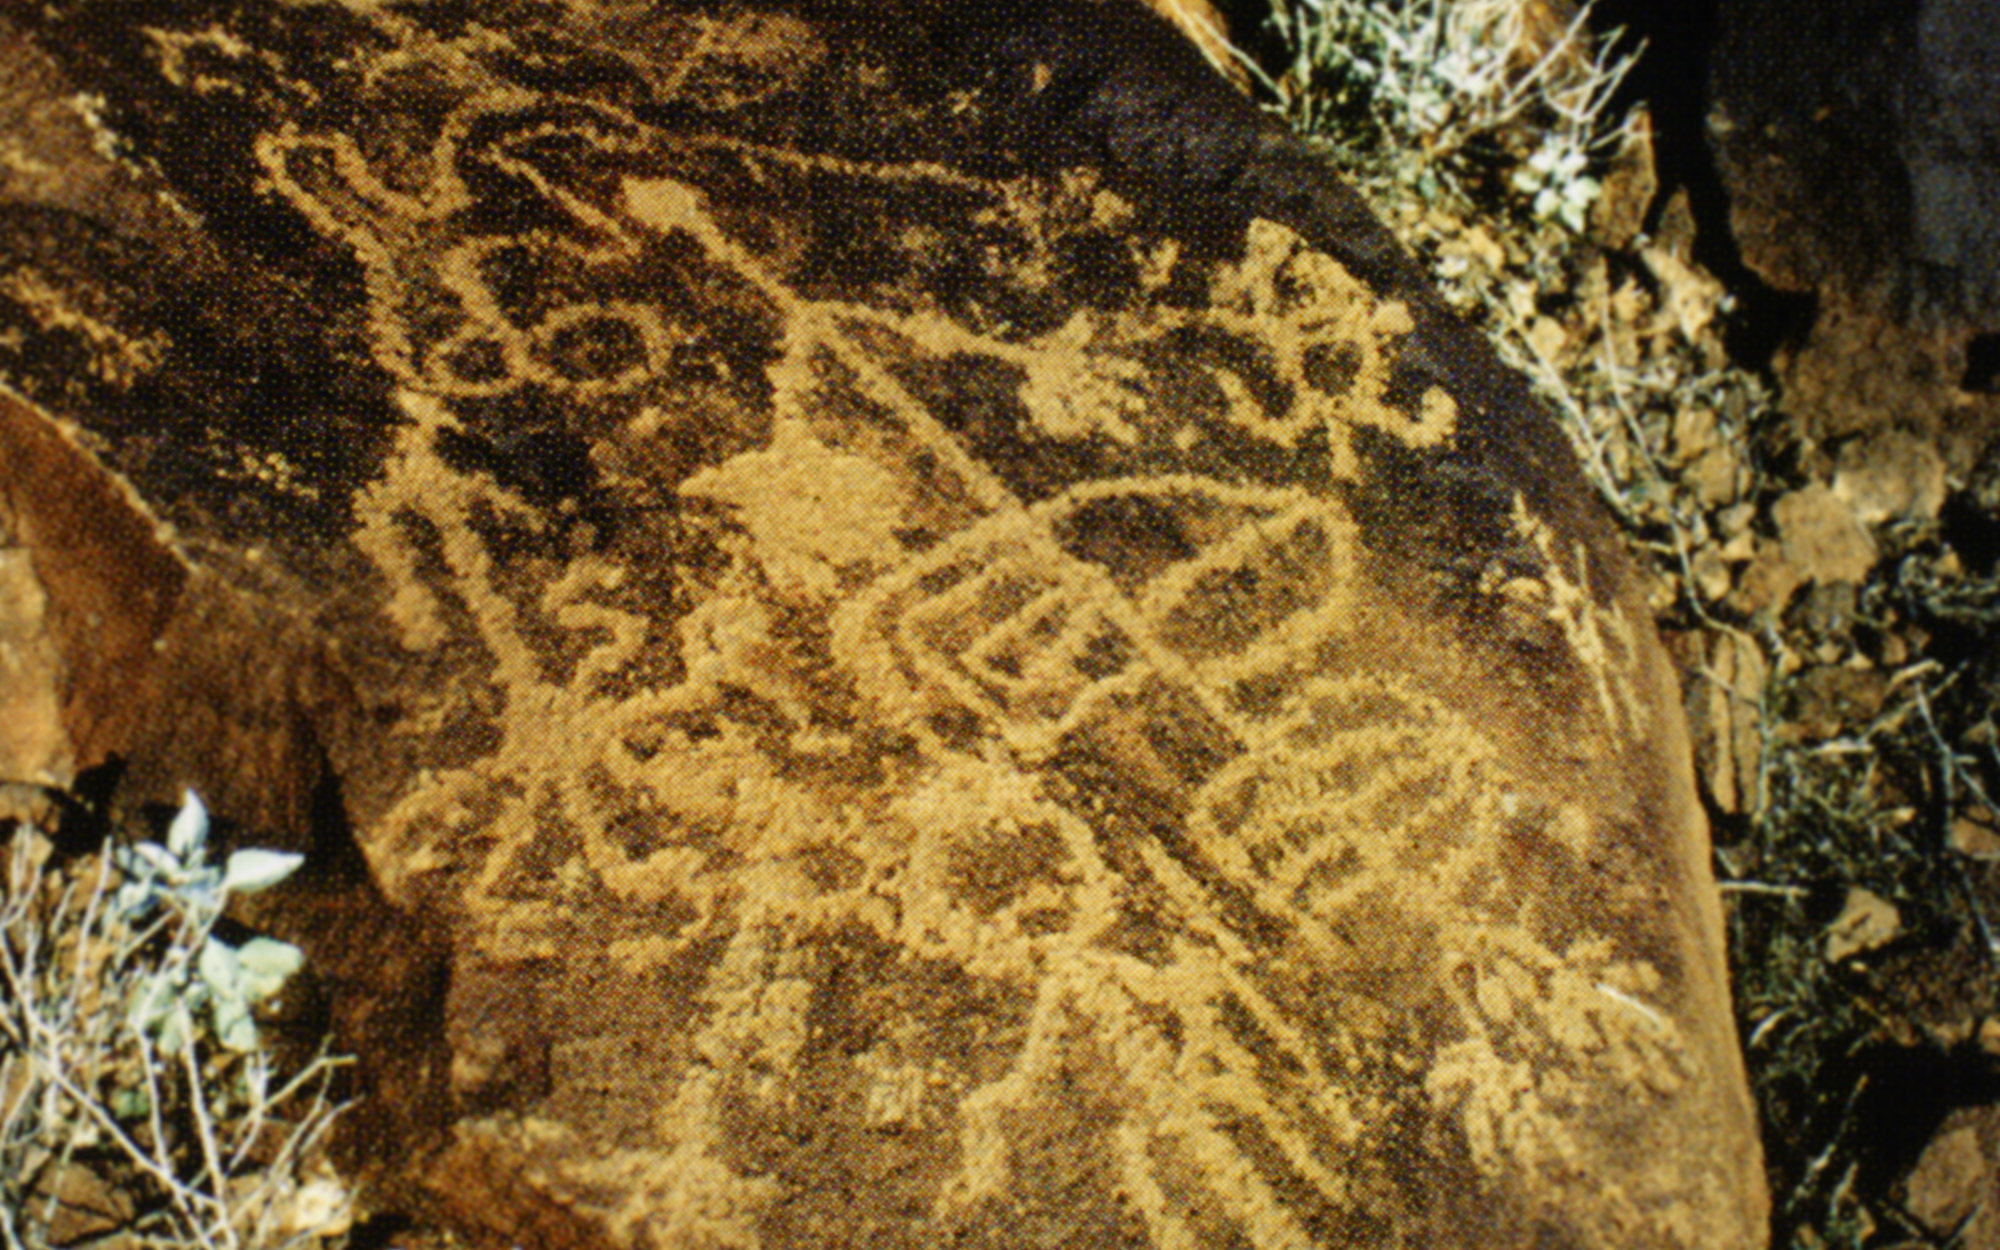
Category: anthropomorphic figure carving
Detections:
[{"x1": 0, "y1": 1, "x2": 1766, "y2": 1245}]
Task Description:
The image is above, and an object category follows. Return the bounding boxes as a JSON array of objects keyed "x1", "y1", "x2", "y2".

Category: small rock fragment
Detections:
[
  {"x1": 1702, "y1": 632, "x2": 1769, "y2": 815},
  {"x1": 1824, "y1": 887, "x2": 1902, "y2": 963},
  {"x1": 1981, "y1": 1018, "x2": 2000, "y2": 1058},
  {"x1": 1671, "y1": 407, "x2": 1721, "y2": 465},
  {"x1": 1642, "y1": 244, "x2": 1728, "y2": 347},
  {"x1": 1904, "y1": 1109, "x2": 2000, "y2": 1250},
  {"x1": 1733, "y1": 537, "x2": 1804, "y2": 617},
  {"x1": 1590, "y1": 112, "x2": 1656, "y2": 250},
  {"x1": 1786, "y1": 663, "x2": 1887, "y2": 741},
  {"x1": 1834, "y1": 429, "x2": 1947, "y2": 524},
  {"x1": 1690, "y1": 545, "x2": 1734, "y2": 602},
  {"x1": 1719, "y1": 501, "x2": 1758, "y2": 538},
  {"x1": 1687, "y1": 446, "x2": 1745, "y2": 507},
  {"x1": 1527, "y1": 314, "x2": 1570, "y2": 365},
  {"x1": 1949, "y1": 807, "x2": 2000, "y2": 858},
  {"x1": 1774, "y1": 483, "x2": 1878, "y2": 588}
]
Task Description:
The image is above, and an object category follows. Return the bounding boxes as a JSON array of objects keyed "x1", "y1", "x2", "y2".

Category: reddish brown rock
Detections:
[{"x1": 0, "y1": 2, "x2": 1765, "y2": 1246}]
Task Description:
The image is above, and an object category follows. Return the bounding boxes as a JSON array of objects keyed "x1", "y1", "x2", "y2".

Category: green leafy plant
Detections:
[
  {"x1": 1510, "y1": 135, "x2": 1601, "y2": 232},
  {"x1": 115, "y1": 793, "x2": 306, "y2": 1057},
  {"x1": 1, "y1": 791, "x2": 350, "y2": 1250}
]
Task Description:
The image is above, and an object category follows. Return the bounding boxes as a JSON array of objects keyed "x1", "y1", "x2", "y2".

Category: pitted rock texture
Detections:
[{"x1": 0, "y1": 2, "x2": 1766, "y2": 1247}]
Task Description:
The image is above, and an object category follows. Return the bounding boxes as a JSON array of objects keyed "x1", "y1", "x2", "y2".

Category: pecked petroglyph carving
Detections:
[{"x1": 0, "y1": 0, "x2": 1766, "y2": 1246}]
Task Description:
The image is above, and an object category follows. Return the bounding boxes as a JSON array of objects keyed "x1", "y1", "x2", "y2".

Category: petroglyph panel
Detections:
[{"x1": 0, "y1": 0, "x2": 1766, "y2": 1246}]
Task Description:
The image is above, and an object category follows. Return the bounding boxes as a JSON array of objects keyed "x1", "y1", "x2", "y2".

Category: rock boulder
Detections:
[{"x1": 0, "y1": 2, "x2": 1766, "y2": 1246}]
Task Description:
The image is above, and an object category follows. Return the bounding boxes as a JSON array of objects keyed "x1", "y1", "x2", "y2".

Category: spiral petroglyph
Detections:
[{"x1": 0, "y1": 1, "x2": 1765, "y2": 1246}]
